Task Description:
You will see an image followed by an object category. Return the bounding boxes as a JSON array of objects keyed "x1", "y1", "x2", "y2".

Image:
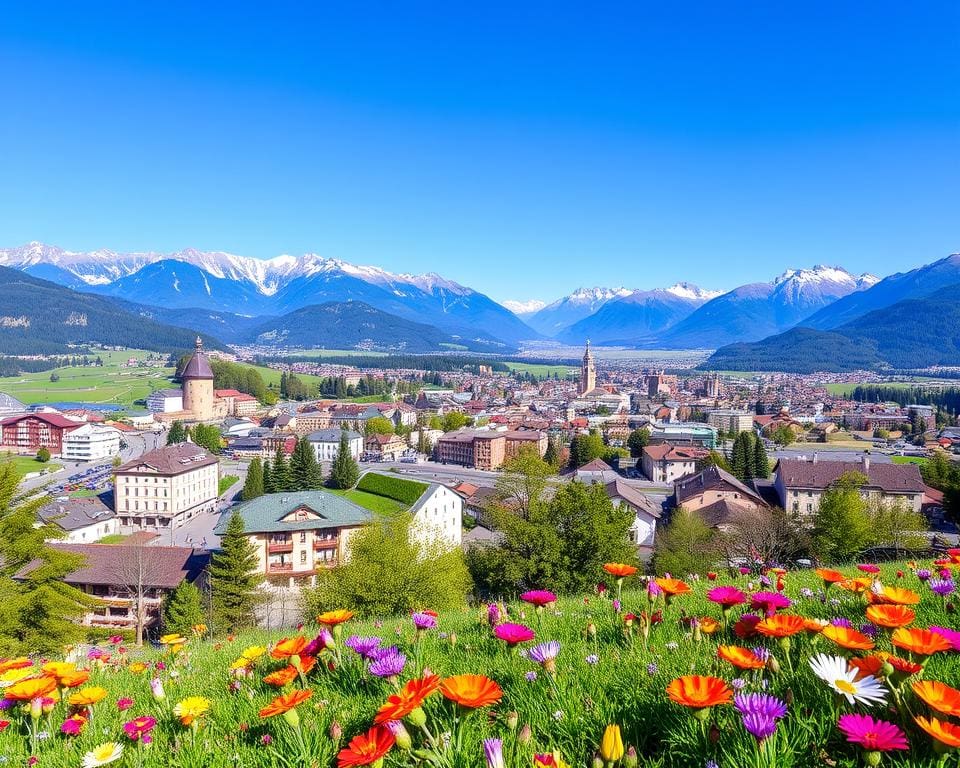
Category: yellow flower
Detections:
[
  {"x1": 81, "y1": 742, "x2": 124, "y2": 768},
  {"x1": 599, "y1": 724, "x2": 625, "y2": 762},
  {"x1": 173, "y1": 696, "x2": 211, "y2": 726},
  {"x1": 192, "y1": 623, "x2": 208, "y2": 636},
  {"x1": 0, "y1": 666, "x2": 36, "y2": 686},
  {"x1": 159, "y1": 633, "x2": 187, "y2": 646},
  {"x1": 128, "y1": 662, "x2": 148, "y2": 675},
  {"x1": 68, "y1": 686, "x2": 108, "y2": 707},
  {"x1": 229, "y1": 658, "x2": 251, "y2": 671},
  {"x1": 241, "y1": 645, "x2": 267, "y2": 661}
]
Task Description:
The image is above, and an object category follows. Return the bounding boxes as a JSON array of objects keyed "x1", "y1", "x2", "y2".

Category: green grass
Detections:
[
  {"x1": 891, "y1": 456, "x2": 929, "y2": 466},
  {"x1": 219, "y1": 475, "x2": 241, "y2": 495},
  {"x1": 247, "y1": 363, "x2": 325, "y2": 390},
  {"x1": 96, "y1": 533, "x2": 129, "y2": 544},
  {"x1": 327, "y1": 487, "x2": 407, "y2": 515},
  {"x1": 506, "y1": 362, "x2": 577, "y2": 378},
  {"x1": 68, "y1": 488, "x2": 101, "y2": 498},
  {"x1": 279, "y1": 349, "x2": 389, "y2": 359},
  {"x1": 1, "y1": 560, "x2": 957, "y2": 767},
  {"x1": 0, "y1": 454, "x2": 62, "y2": 478}
]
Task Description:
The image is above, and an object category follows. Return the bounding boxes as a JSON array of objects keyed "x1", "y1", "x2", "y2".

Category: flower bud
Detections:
[
  {"x1": 406, "y1": 706, "x2": 427, "y2": 728},
  {"x1": 624, "y1": 747, "x2": 638, "y2": 768},
  {"x1": 592, "y1": 753, "x2": 604, "y2": 768},
  {"x1": 328, "y1": 720, "x2": 343, "y2": 741},
  {"x1": 518, "y1": 724, "x2": 532, "y2": 744},
  {"x1": 449, "y1": 632, "x2": 457, "y2": 648},
  {"x1": 506, "y1": 711, "x2": 519, "y2": 731},
  {"x1": 386, "y1": 720, "x2": 412, "y2": 751},
  {"x1": 766, "y1": 655, "x2": 781, "y2": 675},
  {"x1": 587, "y1": 622, "x2": 597, "y2": 638},
  {"x1": 599, "y1": 724, "x2": 624, "y2": 763}
]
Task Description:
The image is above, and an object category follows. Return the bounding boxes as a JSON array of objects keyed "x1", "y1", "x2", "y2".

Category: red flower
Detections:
[{"x1": 337, "y1": 725, "x2": 395, "y2": 768}]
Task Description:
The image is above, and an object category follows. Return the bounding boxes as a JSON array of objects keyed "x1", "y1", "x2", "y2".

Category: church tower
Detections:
[
  {"x1": 580, "y1": 341, "x2": 596, "y2": 396},
  {"x1": 181, "y1": 336, "x2": 215, "y2": 421}
]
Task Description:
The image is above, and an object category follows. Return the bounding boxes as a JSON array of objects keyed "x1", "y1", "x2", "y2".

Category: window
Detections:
[
  {"x1": 300, "y1": 551, "x2": 307, "y2": 564},
  {"x1": 806, "y1": 503, "x2": 813, "y2": 512},
  {"x1": 299, "y1": 532, "x2": 306, "y2": 543}
]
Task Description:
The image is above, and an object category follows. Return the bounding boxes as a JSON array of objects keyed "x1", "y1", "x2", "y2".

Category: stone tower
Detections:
[
  {"x1": 181, "y1": 336, "x2": 215, "y2": 421},
  {"x1": 580, "y1": 341, "x2": 596, "y2": 396}
]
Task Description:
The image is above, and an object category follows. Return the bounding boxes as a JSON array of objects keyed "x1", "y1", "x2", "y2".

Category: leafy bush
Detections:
[{"x1": 356, "y1": 472, "x2": 428, "y2": 505}]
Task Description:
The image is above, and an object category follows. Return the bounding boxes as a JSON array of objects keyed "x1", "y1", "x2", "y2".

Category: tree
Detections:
[
  {"x1": 543, "y1": 436, "x2": 560, "y2": 468},
  {"x1": 290, "y1": 437, "x2": 323, "y2": 491},
  {"x1": 36, "y1": 447, "x2": 50, "y2": 463},
  {"x1": 730, "y1": 432, "x2": 755, "y2": 482},
  {"x1": 871, "y1": 499, "x2": 928, "y2": 556},
  {"x1": 191, "y1": 424, "x2": 222, "y2": 455},
  {"x1": 752, "y1": 436, "x2": 770, "y2": 479},
  {"x1": 812, "y1": 472, "x2": 874, "y2": 563},
  {"x1": 770, "y1": 425, "x2": 794, "y2": 447},
  {"x1": 652, "y1": 508, "x2": 717, "y2": 577},
  {"x1": 166, "y1": 420, "x2": 187, "y2": 445},
  {"x1": 441, "y1": 412, "x2": 471, "y2": 432},
  {"x1": 305, "y1": 514, "x2": 471, "y2": 617},
  {"x1": 493, "y1": 446, "x2": 553, "y2": 520},
  {"x1": 567, "y1": 430, "x2": 605, "y2": 469},
  {"x1": 627, "y1": 428, "x2": 651, "y2": 458},
  {"x1": 327, "y1": 432, "x2": 359, "y2": 490},
  {"x1": 243, "y1": 457, "x2": 264, "y2": 500},
  {"x1": 270, "y1": 447, "x2": 291, "y2": 493},
  {"x1": 365, "y1": 416, "x2": 395, "y2": 436},
  {"x1": 716, "y1": 507, "x2": 810, "y2": 568},
  {"x1": 164, "y1": 581, "x2": 205, "y2": 636},
  {"x1": 108, "y1": 544, "x2": 168, "y2": 646},
  {"x1": 112, "y1": 454, "x2": 122, "y2": 468},
  {"x1": 209, "y1": 512, "x2": 265, "y2": 633},
  {"x1": 262, "y1": 459, "x2": 274, "y2": 495}
]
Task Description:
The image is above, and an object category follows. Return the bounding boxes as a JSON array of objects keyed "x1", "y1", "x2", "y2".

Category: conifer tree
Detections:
[
  {"x1": 271, "y1": 447, "x2": 291, "y2": 492},
  {"x1": 209, "y1": 512, "x2": 264, "y2": 633},
  {"x1": 243, "y1": 457, "x2": 264, "y2": 500},
  {"x1": 262, "y1": 459, "x2": 274, "y2": 494},
  {"x1": 164, "y1": 580, "x2": 205, "y2": 635},
  {"x1": 730, "y1": 432, "x2": 755, "y2": 482},
  {"x1": 752, "y1": 435, "x2": 770, "y2": 479},
  {"x1": 328, "y1": 431, "x2": 359, "y2": 489},
  {"x1": 166, "y1": 420, "x2": 187, "y2": 445},
  {"x1": 543, "y1": 436, "x2": 559, "y2": 467}
]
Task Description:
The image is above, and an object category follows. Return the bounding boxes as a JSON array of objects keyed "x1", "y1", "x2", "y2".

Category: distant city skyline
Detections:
[{"x1": 1, "y1": 3, "x2": 957, "y2": 303}]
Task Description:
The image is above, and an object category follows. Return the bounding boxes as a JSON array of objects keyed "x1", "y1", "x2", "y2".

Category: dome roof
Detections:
[{"x1": 180, "y1": 337, "x2": 214, "y2": 380}]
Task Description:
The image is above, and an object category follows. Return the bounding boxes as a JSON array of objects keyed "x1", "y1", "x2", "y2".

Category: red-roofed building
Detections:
[
  {"x1": 641, "y1": 444, "x2": 708, "y2": 483},
  {"x1": 0, "y1": 412, "x2": 83, "y2": 456}
]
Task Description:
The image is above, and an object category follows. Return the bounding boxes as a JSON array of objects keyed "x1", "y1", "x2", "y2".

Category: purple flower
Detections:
[
  {"x1": 528, "y1": 641, "x2": 560, "y2": 665},
  {"x1": 345, "y1": 635, "x2": 382, "y2": 659},
  {"x1": 917, "y1": 568, "x2": 932, "y2": 581},
  {"x1": 830, "y1": 617, "x2": 853, "y2": 628},
  {"x1": 524, "y1": 671, "x2": 537, "y2": 682},
  {"x1": 646, "y1": 662, "x2": 658, "y2": 676},
  {"x1": 368, "y1": 646, "x2": 406, "y2": 678},
  {"x1": 799, "y1": 587, "x2": 814, "y2": 598},
  {"x1": 0, "y1": 698, "x2": 13, "y2": 711},
  {"x1": 742, "y1": 713, "x2": 778, "y2": 743},
  {"x1": 751, "y1": 646, "x2": 771, "y2": 663},
  {"x1": 483, "y1": 738, "x2": 506, "y2": 768},
  {"x1": 859, "y1": 623, "x2": 878, "y2": 639},
  {"x1": 929, "y1": 578, "x2": 956, "y2": 597},
  {"x1": 487, "y1": 603, "x2": 501, "y2": 625},
  {"x1": 734, "y1": 693, "x2": 788, "y2": 720},
  {"x1": 412, "y1": 612, "x2": 437, "y2": 630},
  {"x1": 731, "y1": 678, "x2": 747, "y2": 691},
  {"x1": 585, "y1": 654, "x2": 599, "y2": 665},
  {"x1": 613, "y1": 599, "x2": 621, "y2": 613},
  {"x1": 647, "y1": 580, "x2": 662, "y2": 598},
  {"x1": 930, "y1": 626, "x2": 960, "y2": 651}
]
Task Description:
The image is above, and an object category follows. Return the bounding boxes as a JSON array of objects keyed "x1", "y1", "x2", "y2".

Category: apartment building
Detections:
[{"x1": 62, "y1": 423, "x2": 122, "y2": 462}]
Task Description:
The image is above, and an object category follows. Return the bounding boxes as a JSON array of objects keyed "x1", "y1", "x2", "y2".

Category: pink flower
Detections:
[
  {"x1": 520, "y1": 590, "x2": 557, "y2": 608},
  {"x1": 857, "y1": 564, "x2": 880, "y2": 574},
  {"x1": 109, "y1": 635, "x2": 123, "y2": 644},
  {"x1": 750, "y1": 591, "x2": 792, "y2": 617},
  {"x1": 493, "y1": 622, "x2": 535, "y2": 646},
  {"x1": 837, "y1": 714, "x2": 908, "y2": 752},
  {"x1": 123, "y1": 715, "x2": 157, "y2": 742},
  {"x1": 707, "y1": 586, "x2": 747, "y2": 607},
  {"x1": 60, "y1": 716, "x2": 86, "y2": 736},
  {"x1": 116, "y1": 697, "x2": 134, "y2": 711}
]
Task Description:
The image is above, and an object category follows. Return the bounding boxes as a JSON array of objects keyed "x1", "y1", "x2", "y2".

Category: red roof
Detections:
[
  {"x1": 215, "y1": 389, "x2": 244, "y2": 398},
  {"x1": 0, "y1": 413, "x2": 82, "y2": 429}
]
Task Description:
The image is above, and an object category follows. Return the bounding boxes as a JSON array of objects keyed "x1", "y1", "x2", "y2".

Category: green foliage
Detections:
[
  {"x1": 542, "y1": 436, "x2": 560, "y2": 469},
  {"x1": 364, "y1": 416, "x2": 395, "y2": 436},
  {"x1": 751, "y1": 435, "x2": 769, "y2": 479},
  {"x1": 218, "y1": 475, "x2": 240, "y2": 495},
  {"x1": 270, "y1": 447, "x2": 291, "y2": 493},
  {"x1": 698, "y1": 450, "x2": 731, "y2": 473},
  {"x1": 871, "y1": 499, "x2": 929, "y2": 555},
  {"x1": 306, "y1": 514, "x2": 471, "y2": 617},
  {"x1": 164, "y1": 581, "x2": 205, "y2": 636},
  {"x1": 290, "y1": 436, "x2": 324, "y2": 490},
  {"x1": 811, "y1": 472, "x2": 874, "y2": 563},
  {"x1": 261, "y1": 459, "x2": 274, "y2": 495},
  {"x1": 653, "y1": 508, "x2": 717, "y2": 576},
  {"x1": 355, "y1": 472, "x2": 428, "y2": 505},
  {"x1": 327, "y1": 433, "x2": 359, "y2": 490},
  {"x1": 166, "y1": 420, "x2": 187, "y2": 445},
  {"x1": 190, "y1": 423, "x2": 223, "y2": 455},
  {"x1": 567, "y1": 430, "x2": 605, "y2": 469},
  {"x1": 243, "y1": 457, "x2": 264, "y2": 501},
  {"x1": 440, "y1": 411, "x2": 472, "y2": 432},
  {"x1": 36, "y1": 447, "x2": 51, "y2": 463},
  {"x1": 492, "y1": 446, "x2": 553, "y2": 520},
  {"x1": 627, "y1": 428, "x2": 650, "y2": 458},
  {"x1": 209, "y1": 512, "x2": 265, "y2": 634},
  {"x1": 770, "y1": 425, "x2": 795, "y2": 447},
  {"x1": 729, "y1": 432, "x2": 755, "y2": 481}
]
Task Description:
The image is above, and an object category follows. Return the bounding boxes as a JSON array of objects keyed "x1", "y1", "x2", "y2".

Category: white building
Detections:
[
  {"x1": 706, "y1": 409, "x2": 755, "y2": 435},
  {"x1": 408, "y1": 482, "x2": 463, "y2": 549},
  {"x1": 38, "y1": 497, "x2": 119, "y2": 543},
  {"x1": 604, "y1": 478, "x2": 662, "y2": 561},
  {"x1": 306, "y1": 429, "x2": 363, "y2": 463},
  {"x1": 641, "y1": 444, "x2": 707, "y2": 483},
  {"x1": 146, "y1": 388, "x2": 184, "y2": 414},
  {"x1": 62, "y1": 424, "x2": 122, "y2": 463}
]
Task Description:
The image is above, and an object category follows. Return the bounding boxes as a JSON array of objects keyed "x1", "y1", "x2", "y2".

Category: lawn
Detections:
[
  {"x1": 506, "y1": 362, "x2": 578, "y2": 378},
  {"x1": 327, "y1": 487, "x2": 407, "y2": 514},
  {"x1": 892, "y1": 456, "x2": 929, "y2": 466},
  {"x1": 218, "y1": 475, "x2": 241, "y2": 495},
  {"x1": 1, "y1": 560, "x2": 958, "y2": 767},
  {"x1": 0, "y1": 454, "x2": 62, "y2": 478},
  {"x1": 247, "y1": 363, "x2": 324, "y2": 390}
]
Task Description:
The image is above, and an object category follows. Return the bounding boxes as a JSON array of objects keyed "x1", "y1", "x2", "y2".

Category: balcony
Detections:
[
  {"x1": 268, "y1": 563, "x2": 293, "y2": 573},
  {"x1": 268, "y1": 541, "x2": 293, "y2": 554},
  {"x1": 313, "y1": 538, "x2": 338, "y2": 550}
]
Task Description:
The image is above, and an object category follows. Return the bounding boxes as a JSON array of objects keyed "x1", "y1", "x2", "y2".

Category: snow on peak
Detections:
[
  {"x1": 502, "y1": 299, "x2": 547, "y2": 315},
  {"x1": 773, "y1": 265, "x2": 861, "y2": 287},
  {"x1": 664, "y1": 282, "x2": 721, "y2": 301},
  {"x1": 567, "y1": 286, "x2": 632, "y2": 303}
]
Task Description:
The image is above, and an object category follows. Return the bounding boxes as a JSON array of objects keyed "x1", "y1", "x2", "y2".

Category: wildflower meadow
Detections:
[{"x1": 2, "y1": 557, "x2": 960, "y2": 768}]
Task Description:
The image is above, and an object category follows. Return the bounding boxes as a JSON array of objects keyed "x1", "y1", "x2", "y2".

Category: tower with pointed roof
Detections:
[
  {"x1": 580, "y1": 341, "x2": 596, "y2": 396},
  {"x1": 181, "y1": 336, "x2": 215, "y2": 421}
]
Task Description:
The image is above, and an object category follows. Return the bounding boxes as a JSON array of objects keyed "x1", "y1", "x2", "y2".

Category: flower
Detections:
[
  {"x1": 173, "y1": 696, "x2": 210, "y2": 726},
  {"x1": 734, "y1": 693, "x2": 787, "y2": 720},
  {"x1": 750, "y1": 592, "x2": 791, "y2": 617},
  {"x1": 717, "y1": 645, "x2": 766, "y2": 670},
  {"x1": 891, "y1": 628, "x2": 953, "y2": 658},
  {"x1": 128, "y1": 662, "x2": 148, "y2": 674},
  {"x1": 875, "y1": 652, "x2": 923, "y2": 678},
  {"x1": 655, "y1": 578, "x2": 691, "y2": 597},
  {"x1": 755, "y1": 614, "x2": 806, "y2": 638},
  {"x1": 241, "y1": 645, "x2": 267, "y2": 661},
  {"x1": 930, "y1": 626, "x2": 960, "y2": 651},
  {"x1": 337, "y1": 724, "x2": 395, "y2": 768},
  {"x1": 929, "y1": 578, "x2": 956, "y2": 597},
  {"x1": 270, "y1": 636, "x2": 308, "y2": 660},
  {"x1": 440, "y1": 674, "x2": 503, "y2": 708},
  {"x1": 345, "y1": 636, "x2": 382, "y2": 659},
  {"x1": 857, "y1": 563, "x2": 881, "y2": 574},
  {"x1": 81, "y1": 742, "x2": 124, "y2": 768},
  {"x1": 368, "y1": 647, "x2": 407, "y2": 679},
  {"x1": 123, "y1": 716, "x2": 156, "y2": 742},
  {"x1": 68, "y1": 686, "x2": 108, "y2": 707},
  {"x1": 411, "y1": 612, "x2": 437, "y2": 630},
  {"x1": 303, "y1": 631, "x2": 333, "y2": 657},
  {"x1": 603, "y1": 563, "x2": 637, "y2": 578},
  {"x1": 666, "y1": 675, "x2": 732, "y2": 709},
  {"x1": 374, "y1": 674, "x2": 440, "y2": 724},
  {"x1": 697, "y1": 617, "x2": 720, "y2": 635},
  {"x1": 149, "y1": 678, "x2": 165, "y2": 701},
  {"x1": 493, "y1": 622, "x2": 535, "y2": 646},
  {"x1": 865, "y1": 604, "x2": 915, "y2": 628},
  {"x1": 259, "y1": 689, "x2": 312, "y2": 719},
  {"x1": 4, "y1": 676, "x2": 57, "y2": 701},
  {"x1": 808, "y1": 654, "x2": 887, "y2": 706},
  {"x1": 586, "y1": 654, "x2": 599, "y2": 665},
  {"x1": 61, "y1": 714, "x2": 87, "y2": 736},
  {"x1": 528, "y1": 641, "x2": 561, "y2": 666},
  {"x1": 520, "y1": 590, "x2": 557, "y2": 607},
  {"x1": 318, "y1": 609, "x2": 355, "y2": 627},
  {"x1": 837, "y1": 714, "x2": 908, "y2": 752},
  {"x1": 821, "y1": 625, "x2": 875, "y2": 651},
  {"x1": 707, "y1": 586, "x2": 746, "y2": 607},
  {"x1": 734, "y1": 613, "x2": 762, "y2": 639},
  {"x1": 116, "y1": 697, "x2": 134, "y2": 711},
  {"x1": 879, "y1": 586, "x2": 920, "y2": 605},
  {"x1": 816, "y1": 568, "x2": 845, "y2": 585},
  {"x1": 741, "y1": 713, "x2": 778, "y2": 743},
  {"x1": 159, "y1": 633, "x2": 186, "y2": 646},
  {"x1": 914, "y1": 716, "x2": 960, "y2": 748},
  {"x1": 484, "y1": 738, "x2": 506, "y2": 768},
  {"x1": 599, "y1": 724, "x2": 624, "y2": 762},
  {"x1": 912, "y1": 680, "x2": 960, "y2": 718},
  {"x1": 263, "y1": 666, "x2": 298, "y2": 687},
  {"x1": 848, "y1": 656, "x2": 885, "y2": 680}
]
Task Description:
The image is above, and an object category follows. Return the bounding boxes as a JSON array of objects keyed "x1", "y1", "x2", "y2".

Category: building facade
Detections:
[
  {"x1": 0, "y1": 412, "x2": 82, "y2": 456},
  {"x1": 706, "y1": 409, "x2": 755, "y2": 436},
  {"x1": 62, "y1": 423, "x2": 121, "y2": 462},
  {"x1": 307, "y1": 429, "x2": 363, "y2": 462},
  {"x1": 146, "y1": 389, "x2": 184, "y2": 414},
  {"x1": 579, "y1": 342, "x2": 597, "y2": 396},
  {"x1": 641, "y1": 444, "x2": 707, "y2": 483}
]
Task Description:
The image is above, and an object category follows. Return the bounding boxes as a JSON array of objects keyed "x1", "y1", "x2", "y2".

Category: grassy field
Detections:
[
  {"x1": 279, "y1": 349, "x2": 389, "y2": 359},
  {"x1": 1, "y1": 560, "x2": 958, "y2": 767},
  {"x1": 892, "y1": 456, "x2": 929, "y2": 466},
  {"x1": 219, "y1": 475, "x2": 241, "y2": 495},
  {"x1": 0, "y1": 454, "x2": 62, "y2": 478},
  {"x1": 247, "y1": 363, "x2": 324, "y2": 390},
  {"x1": 506, "y1": 362, "x2": 577, "y2": 378},
  {"x1": 327, "y1": 487, "x2": 407, "y2": 515}
]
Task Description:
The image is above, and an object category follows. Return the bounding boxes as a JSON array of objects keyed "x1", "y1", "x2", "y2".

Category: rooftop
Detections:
[
  {"x1": 775, "y1": 458, "x2": 925, "y2": 493},
  {"x1": 214, "y1": 490, "x2": 373, "y2": 535},
  {"x1": 38, "y1": 496, "x2": 116, "y2": 531},
  {"x1": 116, "y1": 443, "x2": 218, "y2": 475}
]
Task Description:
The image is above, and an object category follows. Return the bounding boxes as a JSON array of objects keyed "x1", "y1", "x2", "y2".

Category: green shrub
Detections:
[{"x1": 356, "y1": 472, "x2": 428, "y2": 505}]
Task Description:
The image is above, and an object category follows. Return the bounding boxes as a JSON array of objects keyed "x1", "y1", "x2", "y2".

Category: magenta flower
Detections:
[
  {"x1": 344, "y1": 635, "x2": 382, "y2": 659},
  {"x1": 368, "y1": 646, "x2": 406, "y2": 678},
  {"x1": 520, "y1": 590, "x2": 557, "y2": 608},
  {"x1": 750, "y1": 591, "x2": 792, "y2": 617},
  {"x1": 707, "y1": 586, "x2": 747, "y2": 607},
  {"x1": 487, "y1": 603, "x2": 502, "y2": 626},
  {"x1": 60, "y1": 717, "x2": 85, "y2": 736},
  {"x1": 303, "y1": 629, "x2": 334, "y2": 656},
  {"x1": 116, "y1": 697, "x2": 134, "y2": 711},
  {"x1": 494, "y1": 622, "x2": 535, "y2": 646},
  {"x1": 412, "y1": 612, "x2": 437, "y2": 630},
  {"x1": 930, "y1": 626, "x2": 960, "y2": 651},
  {"x1": 837, "y1": 714, "x2": 908, "y2": 752},
  {"x1": 857, "y1": 564, "x2": 880, "y2": 574},
  {"x1": 123, "y1": 715, "x2": 157, "y2": 742}
]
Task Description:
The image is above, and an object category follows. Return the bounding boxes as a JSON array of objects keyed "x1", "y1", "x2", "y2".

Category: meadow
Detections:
[
  {"x1": 0, "y1": 454, "x2": 62, "y2": 479},
  {"x1": 2, "y1": 559, "x2": 960, "y2": 767}
]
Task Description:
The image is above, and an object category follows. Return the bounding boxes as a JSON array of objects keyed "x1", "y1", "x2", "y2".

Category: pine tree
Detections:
[
  {"x1": 164, "y1": 580, "x2": 205, "y2": 635},
  {"x1": 243, "y1": 457, "x2": 264, "y2": 500},
  {"x1": 730, "y1": 432, "x2": 755, "y2": 481},
  {"x1": 271, "y1": 447, "x2": 291, "y2": 492},
  {"x1": 262, "y1": 459, "x2": 274, "y2": 494},
  {"x1": 328, "y1": 432, "x2": 359, "y2": 489},
  {"x1": 209, "y1": 512, "x2": 265, "y2": 633},
  {"x1": 167, "y1": 420, "x2": 186, "y2": 445},
  {"x1": 290, "y1": 437, "x2": 323, "y2": 490},
  {"x1": 543, "y1": 436, "x2": 559, "y2": 467},
  {"x1": 752, "y1": 435, "x2": 770, "y2": 479}
]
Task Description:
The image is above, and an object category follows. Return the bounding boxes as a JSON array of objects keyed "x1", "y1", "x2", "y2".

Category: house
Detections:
[
  {"x1": 61, "y1": 423, "x2": 121, "y2": 462},
  {"x1": 504, "y1": 430, "x2": 548, "y2": 459},
  {"x1": 575, "y1": 458, "x2": 615, "y2": 484},
  {"x1": 13, "y1": 543, "x2": 208, "y2": 633},
  {"x1": 405, "y1": 481, "x2": 463, "y2": 549},
  {"x1": 114, "y1": 443, "x2": 220, "y2": 532},
  {"x1": 641, "y1": 444, "x2": 707, "y2": 483},
  {"x1": 674, "y1": 465, "x2": 769, "y2": 529},
  {"x1": 364, "y1": 433, "x2": 406, "y2": 462},
  {"x1": 214, "y1": 389, "x2": 260, "y2": 417},
  {"x1": 773, "y1": 456, "x2": 925, "y2": 516},
  {"x1": 0, "y1": 392, "x2": 26, "y2": 415},
  {"x1": 38, "y1": 496, "x2": 119, "y2": 543},
  {"x1": 262, "y1": 431, "x2": 297, "y2": 456},
  {"x1": 0, "y1": 412, "x2": 83, "y2": 456},
  {"x1": 124, "y1": 411, "x2": 157, "y2": 430},
  {"x1": 293, "y1": 410, "x2": 333, "y2": 435},
  {"x1": 306, "y1": 429, "x2": 363, "y2": 463},
  {"x1": 436, "y1": 430, "x2": 506, "y2": 470},
  {"x1": 604, "y1": 478, "x2": 662, "y2": 559},
  {"x1": 146, "y1": 388, "x2": 184, "y2": 414}
]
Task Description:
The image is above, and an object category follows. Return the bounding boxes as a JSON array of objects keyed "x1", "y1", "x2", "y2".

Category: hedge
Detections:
[{"x1": 356, "y1": 472, "x2": 429, "y2": 506}]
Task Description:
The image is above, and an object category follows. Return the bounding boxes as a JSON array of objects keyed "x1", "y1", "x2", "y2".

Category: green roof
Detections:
[{"x1": 214, "y1": 491, "x2": 373, "y2": 535}]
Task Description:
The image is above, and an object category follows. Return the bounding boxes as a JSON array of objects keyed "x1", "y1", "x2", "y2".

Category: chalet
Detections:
[
  {"x1": 0, "y1": 412, "x2": 83, "y2": 456},
  {"x1": 604, "y1": 478, "x2": 662, "y2": 559},
  {"x1": 38, "y1": 496, "x2": 119, "y2": 543},
  {"x1": 364, "y1": 433, "x2": 406, "y2": 462},
  {"x1": 307, "y1": 429, "x2": 363, "y2": 462},
  {"x1": 674, "y1": 465, "x2": 768, "y2": 529}
]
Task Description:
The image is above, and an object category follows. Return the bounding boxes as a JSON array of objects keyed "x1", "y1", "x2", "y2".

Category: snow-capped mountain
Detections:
[
  {"x1": 501, "y1": 299, "x2": 547, "y2": 316},
  {"x1": 525, "y1": 287, "x2": 633, "y2": 336},
  {"x1": 659, "y1": 265, "x2": 879, "y2": 349},
  {"x1": 0, "y1": 243, "x2": 539, "y2": 346},
  {"x1": 664, "y1": 282, "x2": 723, "y2": 301}
]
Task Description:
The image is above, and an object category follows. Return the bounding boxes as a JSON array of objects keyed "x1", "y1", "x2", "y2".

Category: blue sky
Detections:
[{"x1": 0, "y1": 2, "x2": 957, "y2": 303}]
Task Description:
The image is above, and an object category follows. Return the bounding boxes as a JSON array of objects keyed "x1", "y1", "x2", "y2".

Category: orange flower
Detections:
[
  {"x1": 892, "y1": 628, "x2": 953, "y2": 657},
  {"x1": 57, "y1": 670, "x2": 90, "y2": 689},
  {"x1": 259, "y1": 689, "x2": 312, "y2": 719},
  {"x1": 263, "y1": 667, "x2": 299, "y2": 687},
  {"x1": 822, "y1": 625, "x2": 875, "y2": 651},
  {"x1": 440, "y1": 674, "x2": 503, "y2": 708},
  {"x1": 374, "y1": 674, "x2": 441, "y2": 724},
  {"x1": 865, "y1": 604, "x2": 915, "y2": 629},
  {"x1": 876, "y1": 652, "x2": 923, "y2": 677},
  {"x1": 298, "y1": 655, "x2": 317, "y2": 675},
  {"x1": 914, "y1": 716, "x2": 960, "y2": 748},
  {"x1": 755, "y1": 614, "x2": 806, "y2": 638},
  {"x1": 271, "y1": 636, "x2": 308, "y2": 660},
  {"x1": 698, "y1": 617, "x2": 720, "y2": 635},
  {"x1": 838, "y1": 577, "x2": 873, "y2": 594},
  {"x1": 666, "y1": 675, "x2": 732, "y2": 709},
  {"x1": 337, "y1": 724, "x2": 396, "y2": 768},
  {"x1": 815, "y1": 568, "x2": 845, "y2": 584},
  {"x1": 912, "y1": 681, "x2": 960, "y2": 718},
  {"x1": 603, "y1": 563, "x2": 637, "y2": 579},
  {"x1": 4, "y1": 675, "x2": 57, "y2": 701},
  {"x1": 717, "y1": 645, "x2": 766, "y2": 670},
  {"x1": 655, "y1": 578, "x2": 691, "y2": 597},
  {"x1": 318, "y1": 609, "x2": 355, "y2": 627},
  {"x1": 848, "y1": 655, "x2": 885, "y2": 680},
  {"x1": 67, "y1": 686, "x2": 108, "y2": 706},
  {"x1": 0, "y1": 658, "x2": 33, "y2": 674},
  {"x1": 880, "y1": 586, "x2": 920, "y2": 606},
  {"x1": 803, "y1": 618, "x2": 828, "y2": 634}
]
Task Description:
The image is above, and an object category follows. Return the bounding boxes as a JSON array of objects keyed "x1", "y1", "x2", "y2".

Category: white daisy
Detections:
[
  {"x1": 82, "y1": 742, "x2": 124, "y2": 768},
  {"x1": 808, "y1": 653, "x2": 887, "y2": 706}
]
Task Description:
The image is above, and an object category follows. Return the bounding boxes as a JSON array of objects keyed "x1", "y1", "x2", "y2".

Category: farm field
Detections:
[
  {"x1": 279, "y1": 349, "x2": 389, "y2": 359},
  {"x1": 1, "y1": 560, "x2": 959, "y2": 766},
  {"x1": 506, "y1": 362, "x2": 577, "y2": 378}
]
